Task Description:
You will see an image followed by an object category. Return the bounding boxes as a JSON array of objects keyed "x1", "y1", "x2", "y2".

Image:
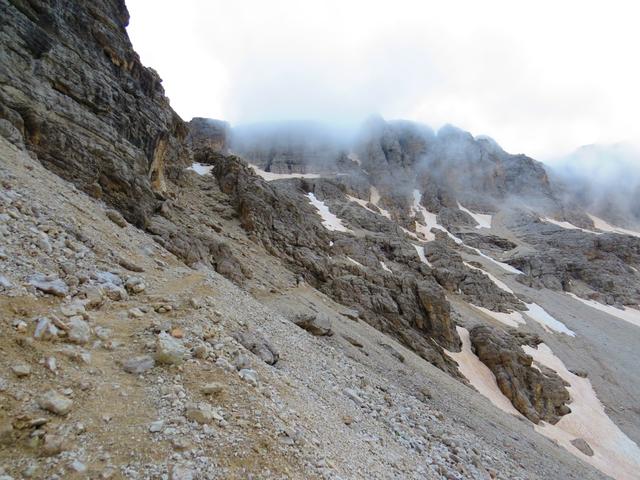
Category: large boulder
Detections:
[
  {"x1": 293, "y1": 312, "x2": 333, "y2": 336},
  {"x1": 469, "y1": 325, "x2": 571, "y2": 424},
  {"x1": 233, "y1": 331, "x2": 279, "y2": 365}
]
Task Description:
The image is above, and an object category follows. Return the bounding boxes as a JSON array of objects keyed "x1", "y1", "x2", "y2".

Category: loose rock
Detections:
[
  {"x1": 38, "y1": 390, "x2": 73, "y2": 415},
  {"x1": 106, "y1": 209, "x2": 127, "y2": 228},
  {"x1": 293, "y1": 312, "x2": 333, "y2": 336},
  {"x1": 155, "y1": 332, "x2": 188, "y2": 365},
  {"x1": 123, "y1": 355, "x2": 155, "y2": 374}
]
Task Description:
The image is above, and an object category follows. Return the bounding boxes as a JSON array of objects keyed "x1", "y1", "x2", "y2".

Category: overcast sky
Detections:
[{"x1": 126, "y1": 0, "x2": 639, "y2": 160}]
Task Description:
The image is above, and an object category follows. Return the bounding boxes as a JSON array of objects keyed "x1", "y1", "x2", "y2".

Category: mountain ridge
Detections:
[{"x1": 1, "y1": 1, "x2": 640, "y2": 479}]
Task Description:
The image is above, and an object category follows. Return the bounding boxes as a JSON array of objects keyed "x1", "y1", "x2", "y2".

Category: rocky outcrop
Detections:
[
  {"x1": 356, "y1": 120, "x2": 558, "y2": 211},
  {"x1": 455, "y1": 233, "x2": 517, "y2": 253},
  {"x1": 0, "y1": 0, "x2": 189, "y2": 226},
  {"x1": 425, "y1": 242, "x2": 524, "y2": 313},
  {"x1": 0, "y1": 1, "x2": 253, "y2": 277},
  {"x1": 208, "y1": 151, "x2": 462, "y2": 371},
  {"x1": 230, "y1": 121, "x2": 351, "y2": 174},
  {"x1": 469, "y1": 325, "x2": 571, "y2": 424},
  {"x1": 508, "y1": 223, "x2": 640, "y2": 306},
  {"x1": 188, "y1": 117, "x2": 230, "y2": 159}
]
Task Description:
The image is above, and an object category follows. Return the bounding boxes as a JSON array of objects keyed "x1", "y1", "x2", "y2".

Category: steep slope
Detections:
[
  {"x1": 198, "y1": 117, "x2": 640, "y2": 478},
  {"x1": 0, "y1": 127, "x2": 609, "y2": 480},
  {"x1": 1, "y1": 1, "x2": 640, "y2": 479}
]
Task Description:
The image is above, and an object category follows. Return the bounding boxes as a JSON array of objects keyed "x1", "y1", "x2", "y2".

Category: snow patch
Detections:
[
  {"x1": 464, "y1": 262, "x2": 513, "y2": 293},
  {"x1": 471, "y1": 305, "x2": 526, "y2": 328},
  {"x1": 411, "y1": 190, "x2": 441, "y2": 241},
  {"x1": 451, "y1": 329, "x2": 640, "y2": 480},
  {"x1": 524, "y1": 303, "x2": 575, "y2": 336},
  {"x1": 411, "y1": 190, "x2": 465, "y2": 244},
  {"x1": 187, "y1": 163, "x2": 214, "y2": 176},
  {"x1": 413, "y1": 244, "x2": 432, "y2": 267},
  {"x1": 347, "y1": 256, "x2": 364, "y2": 268},
  {"x1": 588, "y1": 214, "x2": 640, "y2": 238},
  {"x1": 347, "y1": 195, "x2": 390, "y2": 219},
  {"x1": 470, "y1": 248, "x2": 522, "y2": 274},
  {"x1": 445, "y1": 327, "x2": 522, "y2": 416},
  {"x1": 457, "y1": 202, "x2": 492, "y2": 229},
  {"x1": 409, "y1": 190, "x2": 519, "y2": 274},
  {"x1": 251, "y1": 165, "x2": 322, "y2": 181},
  {"x1": 567, "y1": 293, "x2": 640, "y2": 328},
  {"x1": 306, "y1": 193, "x2": 351, "y2": 233},
  {"x1": 462, "y1": 265, "x2": 574, "y2": 335},
  {"x1": 541, "y1": 217, "x2": 597, "y2": 234},
  {"x1": 524, "y1": 343, "x2": 640, "y2": 480},
  {"x1": 380, "y1": 261, "x2": 393, "y2": 273},
  {"x1": 369, "y1": 187, "x2": 391, "y2": 219}
]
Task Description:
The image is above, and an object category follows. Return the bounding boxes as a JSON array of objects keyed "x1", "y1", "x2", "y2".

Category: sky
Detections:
[{"x1": 126, "y1": 0, "x2": 640, "y2": 160}]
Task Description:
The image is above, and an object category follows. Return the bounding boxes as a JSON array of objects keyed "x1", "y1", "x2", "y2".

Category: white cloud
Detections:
[{"x1": 126, "y1": 0, "x2": 640, "y2": 159}]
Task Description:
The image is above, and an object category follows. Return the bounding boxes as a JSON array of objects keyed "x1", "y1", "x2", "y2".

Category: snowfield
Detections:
[
  {"x1": 411, "y1": 190, "x2": 442, "y2": 242},
  {"x1": 541, "y1": 217, "x2": 597, "y2": 234},
  {"x1": 347, "y1": 256, "x2": 364, "y2": 268},
  {"x1": 413, "y1": 244, "x2": 432, "y2": 266},
  {"x1": 567, "y1": 293, "x2": 640, "y2": 328},
  {"x1": 306, "y1": 193, "x2": 351, "y2": 233},
  {"x1": 369, "y1": 187, "x2": 392, "y2": 219},
  {"x1": 187, "y1": 162, "x2": 214, "y2": 175},
  {"x1": 588, "y1": 214, "x2": 640, "y2": 238},
  {"x1": 457, "y1": 202, "x2": 492, "y2": 229},
  {"x1": 471, "y1": 248, "x2": 522, "y2": 274},
  {"x1": 445, "y1": 327, "x2": 522, "y2": 416},
  {"x1": 525, "y1": 344, "x2": 640, "y2": 480},
  {"x1": 449, "y1": 327, "x2": 640, "y2": 480},
  {"x1": 471, "y1": 305, "x2": 526, "y2": 328},
  {"x1": 251, "y1": 164, "x2": 322, "y2": 181},
  {"x1": 523, "y1": 303, "x2": 575, "y2": 336},
  {"x1": 409, "y1": 190, "x2": 520, "y2": 274}
]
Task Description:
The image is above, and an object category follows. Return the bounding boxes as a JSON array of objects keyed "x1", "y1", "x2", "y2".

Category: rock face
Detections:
[
  {"x1": 0, "y1": 0, "x2": 253, "y2": 277},
  {"x1": 0, "y1": 2, "x2": 635, "y2": 479},
  {"x1": 507, "y1": 217, "x2": 640, "y2": 306},
  {"x1": 188, "y1": 117, "x2": 230, "y2": 159},
  {"x1": 469, "y1": 325, "x2": 571, "y2": 424},
  {"x1": 230, "y1": 121, "x2": 351, "y2": 174},
  {"x1": 425, "y1": 242, "x2": 524, "y2": 313},
  {"x1": 358, "y1": 120, "x2": 556, "y2": 212},
  {"x1": 0, "y1": 0, "x2": 189, "y2": 226},
  {"x1": 210, "y1": 152, "x2": 462, "y2": 373}
]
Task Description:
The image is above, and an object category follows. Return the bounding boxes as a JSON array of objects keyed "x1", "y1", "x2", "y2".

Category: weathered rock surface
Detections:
[
  {"x1": 571, "y1": 438, "x2": 595, "y2": 456},
  {"x1": 507, "y1": 215, "x2": 640, "y2": 306},
  {"x1": 0, "y1": 0, "x2": 189, "y2": 225},
  {"x1": 232, "y1": 331, "x2": 279, "y2": 365},
  {"x1": 188, "y1": 117, "x2": 230, "y2": 158},
  {"x1": 469, "y1": 325, "x2": 571, "y2": 424},
  {"x1": 155, "y1": 332, "x2": 188, "y2": 365},
  {"x1": 292, "y1": 312, "x2": 333, "y2": 336},
  {"x1": 38, "y1": 390, "x2": 73, "y2": 415}
]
